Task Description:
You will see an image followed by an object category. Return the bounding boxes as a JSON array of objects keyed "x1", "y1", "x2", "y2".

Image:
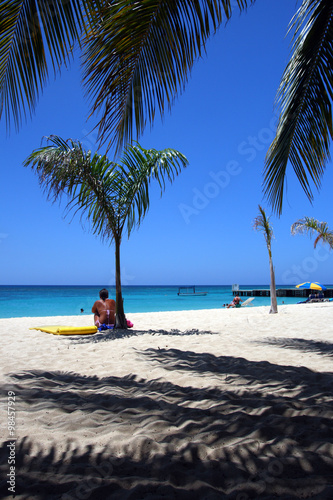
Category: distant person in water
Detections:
[
  {"x1": 92, "y1": 288, "x2": 116, "y2": 327},
  {"x1": 227, "y1": 295, "x2": 243, "y2": 308}
]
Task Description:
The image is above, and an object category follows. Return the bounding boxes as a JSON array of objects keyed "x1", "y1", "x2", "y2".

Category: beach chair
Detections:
[{"x1": 241, "y1": 297, "x2": 255, "y2": 307}]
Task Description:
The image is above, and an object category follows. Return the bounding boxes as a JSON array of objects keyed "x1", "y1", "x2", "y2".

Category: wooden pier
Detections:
[{"x1": 232, "y1": 288, "x2": 333, "y2": 298}]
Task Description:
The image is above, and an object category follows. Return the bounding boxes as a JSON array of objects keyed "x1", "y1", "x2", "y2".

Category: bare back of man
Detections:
[{"x1": 92, "y1": 298, "x2": 116, "y2": 326}]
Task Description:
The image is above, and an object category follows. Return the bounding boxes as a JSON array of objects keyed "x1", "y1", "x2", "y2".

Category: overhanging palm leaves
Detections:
[
  {"x1": 24, "y1": 135, "x2": 188, "y2": 327},
  {"x1": 84, "y1": 0, "x2": 253, "y2": 151},
  {"x1": 291, "y1": 216, "x2": 333, "y2": 248},
  {"x1": 264, "y1": 0, "x2": 333, "y2": 214},
  {"x1": 0, "y1": 0, "x2": 253, "y2": 147},
  {"x1": 2, "y1": 0, "x2": 332, "y2": 212},
  {"x1": 0, "y1": 0, "x2": 99, "y2": 129}
]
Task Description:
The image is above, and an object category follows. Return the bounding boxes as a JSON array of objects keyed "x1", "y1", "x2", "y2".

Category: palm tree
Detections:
[
  {"x1": 0, "y1": 0, "x2": 250, "y2": 145},
  {"x1": 264, "y1": 0, "x2": 333, "y2": 214},
  {"x1": 253, "y1": 205, "x2": 278, "y2": 314},
  {"x1": 2, "y1": 1, "x2": 332, "y2": 206},
  {"x1": 24, "y1": 135, "x2": 188, "y2": 328},
  {"x1": 291, "y1": 217, "x2": 333, "y2": 249},
  {"x1": 0, "y1": 0, "x2": 95, "y2": 130},
  {"x1": 81, "y1": 0, "x2": 252, "y2": 152}
]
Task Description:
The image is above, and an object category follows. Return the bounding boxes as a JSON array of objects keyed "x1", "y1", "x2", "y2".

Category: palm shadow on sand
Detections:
[
  {"x1": 254, "y1": 337, "x2": 333, "y2": 358},
  {"x1": 70, "y1": 327, "x2": 219, "y2": 344},
  {"x1": 1, "y1": 339, "x2": 333, "y2": 499}
]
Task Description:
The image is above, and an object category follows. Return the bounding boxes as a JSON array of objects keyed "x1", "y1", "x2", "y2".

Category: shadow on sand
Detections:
[
  {"x1": 70, "y1": 327, "x2": 220, "y2": 345},
  {"x1": 254, "y1": 337, "x2": 333, "y2": 358},
  {"x1": 1, "y1": 340, "x2": 333, "y2": 499}
]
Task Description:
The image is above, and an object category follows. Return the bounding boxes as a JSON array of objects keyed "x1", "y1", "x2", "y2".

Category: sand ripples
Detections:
[
  {"x1": 1, "y1": 307, "x2": 333, "y2": 498},
  {"x1": 1, "y1": 346, "x2": 333, "y2": 499}
]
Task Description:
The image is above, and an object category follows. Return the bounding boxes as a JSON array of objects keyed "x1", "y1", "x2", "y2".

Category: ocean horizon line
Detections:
[
  {"x1": 1, "y1": 284, "x2": 331, "y2": 319},
  {"x1": 1, "y1": 283, "x2": 326, "y2": 288}
]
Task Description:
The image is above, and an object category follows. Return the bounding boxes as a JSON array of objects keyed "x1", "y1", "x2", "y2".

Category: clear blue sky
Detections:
[{"x1": 2, "y1": 0, "x2": 333, "y2": 287}]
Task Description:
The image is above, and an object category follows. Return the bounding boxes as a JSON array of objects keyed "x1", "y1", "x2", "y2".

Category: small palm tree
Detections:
[
  {"x1": 253, "y1": 205, "x2": 278, "y2": 314},
  {"x1": 291, "y1": 217, "x2": 333, "y2": 249},
  {"x1": 24, "y1": 136, "x2": 188, "y2": 328}
]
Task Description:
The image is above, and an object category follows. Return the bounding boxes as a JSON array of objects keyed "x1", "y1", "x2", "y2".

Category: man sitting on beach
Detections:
[
  {"x1": 227, "y1": 295, "x2": 243, "y2": 308},
  {"x1": 92, "y1": 288, "x2": 116, "y2": 328}
]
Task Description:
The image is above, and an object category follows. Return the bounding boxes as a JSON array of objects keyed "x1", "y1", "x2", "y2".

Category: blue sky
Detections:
[{"x1": 2, "y1": 0, "x2": 333, "y2": 287}]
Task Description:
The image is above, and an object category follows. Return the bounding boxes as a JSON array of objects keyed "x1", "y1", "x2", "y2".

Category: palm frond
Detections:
[
  {"x1": 68, "y1": 150, "x2": 122, "y2": 241},
  {"x1": 24, "y1": 137, "x2": 188, "y2": 244},
  {"x1": 118, "y1": 143, "x2": 188, "y2": 236},
  {"x1": 253, "y1": 205, "x2": 273, "y2": 249},
  {"x1": 0, "y1": 0, "x2": 98, "y2": 129},
  {"x1": 291, "y1": 216, "x2": 320, "y2": 235},
  {"x1": 264, "y1": 0, "x2": 333, "y2": 214},
  {"x1": 24, "y1": 135, "x2": 120, "y2": 240},
  {"x1": 83, "y1": 0, "x2": 254, "y2": 152},
  {"x1": 291, "y1": 216, "x2": 333, "y2": 248}
]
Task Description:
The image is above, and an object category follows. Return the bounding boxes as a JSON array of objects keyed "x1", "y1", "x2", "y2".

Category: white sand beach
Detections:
[{"x1": 1, "y1": 303, "x2": 333, "y2": 499}]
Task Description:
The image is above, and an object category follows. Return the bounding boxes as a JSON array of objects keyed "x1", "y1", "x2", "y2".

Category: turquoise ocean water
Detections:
[{"x1": 0, "y1": 285, "x2": 307, "y2": 319}]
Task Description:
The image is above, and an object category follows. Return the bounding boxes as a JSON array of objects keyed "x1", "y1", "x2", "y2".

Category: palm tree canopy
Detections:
[
  {"x1": 0, "y1": 0, "x2": 100, "y2": 130},
  {"x1": 253, "y1": 205, "x2": 274, "y2": 252},
  {"x1": 291, "y1": 216, "x2": 333, "y2": 248},
  {"x1": 23, "y1": 135, "x2": 188, "y2": 241},
  {"x1": 0, "y1": 0, "x2": 253, "y2": 147},
  {"x1": 83, "y1": 0, "x2": 254, "y2": 151},
  {"x1": 3, "y1": 0, "x2": 332, "y2": 207},
  {"x1": 264, "y1": 0, "x2": 333, "y2": 214}
]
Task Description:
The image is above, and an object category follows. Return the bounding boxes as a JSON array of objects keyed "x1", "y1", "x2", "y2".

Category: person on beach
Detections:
[
  {"x1": 227, "y1": 295, "x2": 243, "y2": 308},
  {"x1": 92, "y1": 288, "x2": 116, "y2": 328}
]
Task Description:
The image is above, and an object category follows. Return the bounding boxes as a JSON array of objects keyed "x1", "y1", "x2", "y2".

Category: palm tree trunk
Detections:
[
  {"x1": 269, "y1": 253, "x2": 278, "y2": 314},
  {"x1": 114, "y1": 235, "x2": 127, "y2": 328}
]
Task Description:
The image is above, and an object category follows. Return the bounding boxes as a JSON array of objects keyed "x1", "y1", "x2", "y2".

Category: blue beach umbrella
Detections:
[{"x1": 296, "y1": 282, "x2": 327, "y2": 290}]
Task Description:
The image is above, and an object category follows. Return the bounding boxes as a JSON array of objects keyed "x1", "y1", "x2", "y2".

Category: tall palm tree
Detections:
[
  {"x1": 291, "y1": 217, "x2": 333, "y2": 249},
  {"x1": 24, "y1": 135, "x2": 188, "y2": 328},
  {"x1": 253, "y1": 205, "x2": 278, "y2": 314},
  {"x1": 2, "y1": 1, "x2": 332, "y2": 207}
]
